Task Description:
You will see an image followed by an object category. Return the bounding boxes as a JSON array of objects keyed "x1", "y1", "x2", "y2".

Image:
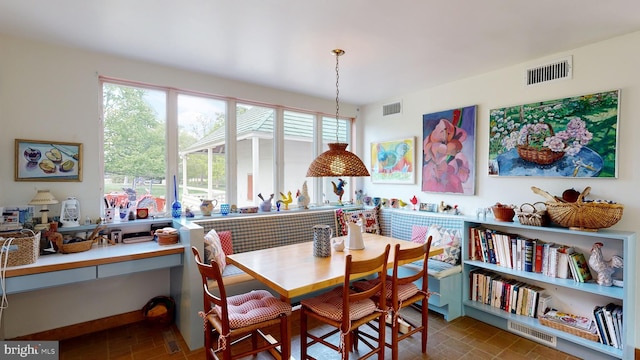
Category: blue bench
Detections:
[{"x1": 378, "y1": 209, "x2": 463, "y2": 321}]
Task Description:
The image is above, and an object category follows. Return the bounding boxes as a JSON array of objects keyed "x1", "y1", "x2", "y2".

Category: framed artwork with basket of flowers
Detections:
[{"x1": 488, "y1": 90, "x2": 619, "y2": 177}]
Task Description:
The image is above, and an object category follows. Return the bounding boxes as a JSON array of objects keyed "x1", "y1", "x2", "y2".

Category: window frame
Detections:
[{"x1": 99, "y1": 76, "x2": 358, "y2": 213}]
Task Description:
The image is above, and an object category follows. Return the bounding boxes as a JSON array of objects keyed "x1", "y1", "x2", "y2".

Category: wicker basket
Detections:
[
  {"x1": 516, "y1": 202, "x2": 550, "y2": 227},
  {"x1": 157, "y1": 233, "x2": 179, "y2": 245},
  {"x1": 516, "y1": 123, "x2": 565, "y2": 165},
  {"x1": 532, "y1": 186, "x2": 623, "y2": 231},
  {"x1": 142, "y1": 296, "x2": 175, "y2": 325},
  {"x1": 539, "y1": 317, "x2": 599, "y2": 342},
  {"x1": 491, "y1": 205, "x2": 515, "y2": 222},
  {"x1": 0, "y1": 230, "x2": 40, "y2": 266},
  {"x1": 57, "y1": 239, "x2": 95, "y2": 254}
]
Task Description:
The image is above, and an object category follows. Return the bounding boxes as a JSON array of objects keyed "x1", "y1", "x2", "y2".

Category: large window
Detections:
[
  {"x1": 236, "y1": 103, "x2": 274, "y2": 207},
  {"x1": 102, "y1": 82, "x2": 168, "y2": 216},
  {"x1": 101, "y1": 78, "x2": 357, "y2": 215},
  {"x1": 178, "y1": 93, "x2": 227, "y2": 210}
]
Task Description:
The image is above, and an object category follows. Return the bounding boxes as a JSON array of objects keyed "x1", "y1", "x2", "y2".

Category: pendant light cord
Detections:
[{"x1": 335, "y1": 51, "x2": 340, "y2": 143}]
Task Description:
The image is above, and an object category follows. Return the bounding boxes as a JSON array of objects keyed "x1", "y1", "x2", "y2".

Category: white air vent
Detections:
[
  {"x1": 508, "y1": 320, "x2": 557, "y2": 347},
  {"x1": 525, "y1": 56, "x2": 573, "y2": 86},
  {"x1": 383, "y1": 101, "x2": 402, "y2": 116}
]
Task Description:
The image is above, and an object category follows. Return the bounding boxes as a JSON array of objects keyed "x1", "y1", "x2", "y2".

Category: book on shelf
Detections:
[
  {"x1": 569, "y1": 252, "x2": 593, "y2": 282},
  {"x1": 537, "y1": 293, "x2": 552, "y2": 318},
  {"x1": 485, "y1": 229, "x2": 497, "y2": 265},
  {"x1": 515, "y1": 236, "x2": 524, "y2": 271},
  {"x1": 534, "y1": 241, "x2": 543, "y2": 273},
  {"x1": 523, "y1": 239, "x2": 535, "y2": 272},
  {"x1": 593, "y1": 305, "x2": 610, "y2": 346},
  {"x1": 556, "y1": 246, "x2": 574, "y2": 279},
  {"x1": 547, "y1": 245, "x2": 559, "y2": 278},
  {"x1": 603, "y1": 303, "x2": 621, "y2": 349},
  {"x1": 613, "y1": 305, "x2": 623, "y2": 349},
  {"x1": 470, "y1": 226, "x2": 484, "y2": 261}
]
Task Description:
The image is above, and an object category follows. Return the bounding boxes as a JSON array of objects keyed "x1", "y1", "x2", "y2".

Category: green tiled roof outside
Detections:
[{"x1": 182, "y1": 107, "x2": 347, "y2": 154}]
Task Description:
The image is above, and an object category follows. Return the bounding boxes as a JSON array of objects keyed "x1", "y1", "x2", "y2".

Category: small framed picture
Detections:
[
  {"x1": 419, "y1": 203, "x2": 437, "y2": 212},
  {"x1": 15, "y1": 139, "x2": 83, "y2": 182}
]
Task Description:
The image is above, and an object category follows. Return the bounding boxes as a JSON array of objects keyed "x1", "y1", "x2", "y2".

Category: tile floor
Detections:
[{"x1": 59, "y1": 309, "x2": 580, "y2": 360}]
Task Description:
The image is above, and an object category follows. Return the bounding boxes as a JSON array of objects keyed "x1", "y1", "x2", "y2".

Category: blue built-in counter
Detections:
[{"x1": 2, "y1": 241, "x2": 183, "y2": 295}]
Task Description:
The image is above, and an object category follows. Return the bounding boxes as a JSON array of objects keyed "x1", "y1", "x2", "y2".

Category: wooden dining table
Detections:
[
  {"x1": 227, "y1": 233, "x2": 442, "y2": 360},
  {"x1": 227, "y1": 232, "x2": 443, "y2": 302}
]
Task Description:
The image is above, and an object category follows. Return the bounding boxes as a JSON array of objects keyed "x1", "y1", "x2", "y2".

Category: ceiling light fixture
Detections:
[{"x1": 306, "y1": 49, "x2": 370, "y2": 177}]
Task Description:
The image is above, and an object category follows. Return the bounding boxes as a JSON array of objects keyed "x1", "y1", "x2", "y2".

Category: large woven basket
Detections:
[
  {"x1": 539, "y1": 317, "x2": 599, "y2": 342},
  {"x1": 532, "y1": 186, "x2": 623, "y2": 231},
  {"x1": 517, "y1": 123, "x2": 565, "y2": 165},
  {"x1": 0, "y1": 230, "x2": 40, "y2": 266}
]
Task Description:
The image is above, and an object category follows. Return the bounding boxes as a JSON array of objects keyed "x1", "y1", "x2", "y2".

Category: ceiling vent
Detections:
[
  {"x1": 383, "y1": 101, "x2": 402, "y2": 116},
  {"x1": 525, "y1": 56, "x2": 572, "y2": 86}
]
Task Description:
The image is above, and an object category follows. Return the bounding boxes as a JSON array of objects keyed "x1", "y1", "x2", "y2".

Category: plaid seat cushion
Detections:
[
  {"x1": 215, "y1": 290, "x2": 292, "y2": 329},
  {"x1": 352, "y1": 279, "x2": 418, "y2": 302},
  {"x1": 301, "y1": 287, "x2": 376, "y2": 322}
]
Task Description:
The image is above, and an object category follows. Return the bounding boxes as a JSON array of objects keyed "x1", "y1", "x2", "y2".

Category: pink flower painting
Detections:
[{"x1": 422, "y1": 106, "x2": 476, "y2": 195}]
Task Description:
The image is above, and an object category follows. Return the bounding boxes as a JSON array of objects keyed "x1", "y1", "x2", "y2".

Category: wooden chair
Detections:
[
  {"x1": 353, "y1": 237, "x2": 433, "y2": 360},
  {"x1": 300, "y1": 244, "x2": 390, "y2": 360},
  {"x1": 191, "y1": 246, "x2": 292, "y2": 360}
]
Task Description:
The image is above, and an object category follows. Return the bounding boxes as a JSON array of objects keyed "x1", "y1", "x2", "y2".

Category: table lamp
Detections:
[{"x1": 29, "y1": 189, "x2": 58, "y2": 230}]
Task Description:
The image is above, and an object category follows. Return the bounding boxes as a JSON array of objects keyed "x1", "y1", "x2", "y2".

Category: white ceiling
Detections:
[{"x1": 1, "y1": 0, "x2": 640, "y2": 105}]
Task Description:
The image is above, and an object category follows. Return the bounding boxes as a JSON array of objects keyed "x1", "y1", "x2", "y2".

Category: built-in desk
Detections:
[{"x1": 2, "y1": 241, "x2": 184, "y2": 295}]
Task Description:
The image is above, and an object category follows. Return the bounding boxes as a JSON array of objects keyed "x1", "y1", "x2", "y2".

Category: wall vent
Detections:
[
  {"x1": 383, "y1": 101, "x2": 402, "y2": 116},
  {"x1": 525, "y1": 56, "x2": 572, "y2": 86},
  {"x1": 508, "y1": 320, "x2": 557, "y2": 347}
]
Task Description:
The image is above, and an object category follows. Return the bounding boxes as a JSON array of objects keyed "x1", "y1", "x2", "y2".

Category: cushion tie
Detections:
[{"x1": 198, "y1": 309, "x2": 231, "y2": 352}]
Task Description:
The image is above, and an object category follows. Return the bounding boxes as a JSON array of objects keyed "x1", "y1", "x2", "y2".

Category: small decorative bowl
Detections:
[
  {"x1": 239, "y1": 206, "x2": 259, "y2": 214},
  {"x1": 492, "y1": 205, "x2": 515, "y2": 222}
]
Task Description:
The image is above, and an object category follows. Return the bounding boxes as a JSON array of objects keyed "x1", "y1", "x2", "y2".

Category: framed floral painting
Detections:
[
  {"x1": 370, "y1": 137, "x2": 415, "y2": 184},
  {"x1": 488, "y1": 90, "x2": 619, "y2": 177},
  {"x1": 422, "y1": 106, "x2": 476, "y2": 195}
]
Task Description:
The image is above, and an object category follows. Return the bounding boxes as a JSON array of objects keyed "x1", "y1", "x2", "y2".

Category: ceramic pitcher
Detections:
[
  {"x1": 313, "y1": 225, "x2": 333, "y2": 257},
  {"x1": 346, "y1": 222, "x2": 365, "y2": 249},
  {"x1": 200, "y1": 199, "x2": 218, "y2": 216}
]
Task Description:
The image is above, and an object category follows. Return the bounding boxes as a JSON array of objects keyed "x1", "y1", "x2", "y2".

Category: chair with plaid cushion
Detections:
[
  {"x1": 191, "y1": 246, "x2": 292, "y2": 360},
  {"x1": 300, "y1": 244, "x2": 390, "y2": 360},
  {"x1": 352, "y1": 237, "x2": 433, "y2": 360}
]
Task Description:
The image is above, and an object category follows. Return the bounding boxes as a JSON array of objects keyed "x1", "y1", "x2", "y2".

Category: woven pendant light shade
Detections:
[{"x1": 306, "y1": 143, "x2": 370, "y2": 177}]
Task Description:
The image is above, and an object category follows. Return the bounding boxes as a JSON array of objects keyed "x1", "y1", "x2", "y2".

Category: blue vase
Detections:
[{"x1": 171, "y1": 201, "x2": 182, "y2": 218}]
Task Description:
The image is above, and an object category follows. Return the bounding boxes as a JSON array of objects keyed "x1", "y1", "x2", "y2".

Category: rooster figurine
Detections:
[
  {"x1": 297, "y1": 181, "x2": 310, "y2": 209},
  {"x1": 331, "y1": 178, "x2": 346, "y2": 205},
  {"x1": 588, "y1": 242, "x2": 623, "y2": 286},
  {"x1": 277, "y1": 191, "x2": 293, "y2": 210},
  {"x1": 410, "y1": 195, "x2": 419, "y2": 211}
]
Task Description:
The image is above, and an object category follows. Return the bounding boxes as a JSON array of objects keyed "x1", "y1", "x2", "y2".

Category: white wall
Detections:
[
  {"x1": 0, "y1": 34, "x2": 354, "y2": 338},
  {"x1": 360, "y1": 31, "x2": 640, "y2": 347},
  {"x1": 0, "y1": 34, "x2": 355, "y2": 216}
]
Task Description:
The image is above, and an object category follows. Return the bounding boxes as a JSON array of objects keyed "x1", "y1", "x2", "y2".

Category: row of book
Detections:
[
  {"x1": 469, "y1": 227, "x2": 593, "y2": 282},
  {"x1": 594, "y1": 303, "x2": 623, "y2": 349},
  {"x1": 470, "y1": 269, "x2": 622, "y2": 349},
  {"x1": 469, "y1": 269, "x2": 546, "y2": 318}
]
